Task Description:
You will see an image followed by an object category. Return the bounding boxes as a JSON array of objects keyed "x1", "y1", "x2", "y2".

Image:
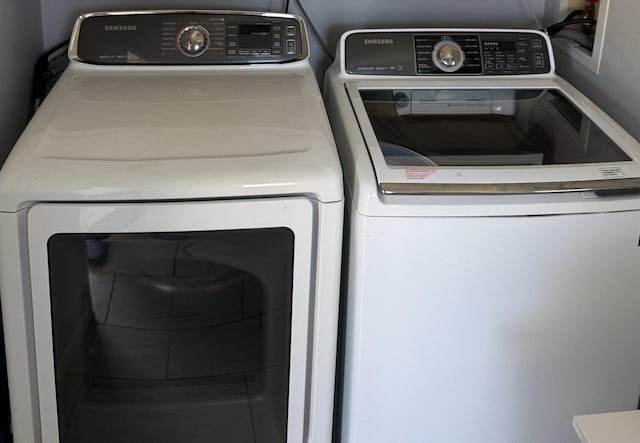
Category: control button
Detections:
[
  {"x1": 274, "y1": 33, "x2": 281, "y2": 39},
  {"x1": 250, "y1": 49, "x2": 260, "y2": 55},
  {"x1": 393, "y1": 92, "x2": 410, "y2": 108},
  {"x1": 507, "y1": 64, "x2": 518, "y2": 70},
  {"x1": 431, "y1": 40, "x2": 465, "y2": 73},
  {"x1": 497, "y1": 63, "x2": 506, "y2": 70},
  {"x1": 239, "y1": 49, "x2": 250, "y2": 56},
  {"x1": 228, "y1": 49, "x2": 237, "y2": 56},
  {"x1": 286, "y1": 39, "x2": 296, "y2": 54},
  {"x1": 176, "y1": 25, "x2": 210, "y2": 57},
  {"x1": 261, "y1": 49, "x2": 272, "y2": 55},
  {"x1": 286, "y1": 25, "x2": 296, "y2": 37},
  {"x1": 274, "y1": 40, "x2": 281, "y2": 48},
  {"x1": 532, "y1": 39, "x2": 543, "y2": 49},
  {"x1": 534, "y1": 53, "x2": 544, "y2": 67}
]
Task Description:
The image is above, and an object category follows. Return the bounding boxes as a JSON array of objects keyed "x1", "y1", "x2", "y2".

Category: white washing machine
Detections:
[
  {"x1": 325, "y1": 28, "x2": 640, "y2": 443},
  {"x1": 0, "y1": 11, "x2": 343, "y2": 443}
]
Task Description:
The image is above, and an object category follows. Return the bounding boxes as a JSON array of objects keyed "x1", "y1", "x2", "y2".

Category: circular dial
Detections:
[
  {"x1": 176, "y1": 25, "x2": 210, "y2": 57},
  {"x1": 432, "y1": 40, "x2": 465, "y2": 73}
]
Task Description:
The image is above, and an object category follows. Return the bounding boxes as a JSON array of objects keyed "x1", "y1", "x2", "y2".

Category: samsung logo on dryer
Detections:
[
  {"x1": 104, "y1": 25, "x2": 137, "y2": 31},
  {"x1": 364, "y1": 38, "x2": 394, "y2": 45}
]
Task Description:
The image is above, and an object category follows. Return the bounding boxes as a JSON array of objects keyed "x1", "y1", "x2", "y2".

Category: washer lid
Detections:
[
  {"x1": 0, "y1": 64, "x2": 343, "y2": 210},
  {"x1": 347, "y1": 82, "x2": 640, "y2": 195}
]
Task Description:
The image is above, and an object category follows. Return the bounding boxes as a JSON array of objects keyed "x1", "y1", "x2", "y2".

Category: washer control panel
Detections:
[
  {"x1": 344, "y1": 30, "x2": 552, "y2": 76},
  {"x1": 71, "y1": 11, "x2": 307, "y2": 64}
]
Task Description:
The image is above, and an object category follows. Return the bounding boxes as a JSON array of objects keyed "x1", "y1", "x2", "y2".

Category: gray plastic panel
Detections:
[
  {"x1": 345, "y1": 33, "x2": 416, "y2": 75},
  {"x1": 345, "y1": 30, "x2": 551, "y2": 76},
  {"x1": 72, "y1": 11, "x2": 307, "y2": 65}
]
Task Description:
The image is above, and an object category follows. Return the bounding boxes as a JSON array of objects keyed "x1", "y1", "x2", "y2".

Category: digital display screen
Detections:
[
  {"x1": 497, "y1": 41, "x2": 516, "y2": 51},
  {"x1": 484, "y1": 41, "x2": 517, "y2": 51},
  {"x1": 238, "y1": 24, "x2": 272, "y2": 49}
]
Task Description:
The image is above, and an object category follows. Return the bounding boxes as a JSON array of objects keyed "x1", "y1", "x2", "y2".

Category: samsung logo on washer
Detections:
[
  {"x1": 364, "y1": 38, "x2": 394, "y2": 45},
  {"x1": 104, "y1": 25, "x2": 137, "y2": 31}
]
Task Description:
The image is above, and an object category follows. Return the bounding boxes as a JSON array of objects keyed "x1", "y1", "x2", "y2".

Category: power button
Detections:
[{"x1": 286, "y1": 39, "x2": 296, "y2": 55}]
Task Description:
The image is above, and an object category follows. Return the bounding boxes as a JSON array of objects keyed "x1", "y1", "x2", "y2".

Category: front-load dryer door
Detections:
[
  {"x1": 26, "y1": 198, "x2": 314, "y2": 443},
  {"x1": 347, "y1": 84, "x2": 640, "y2": 195}
]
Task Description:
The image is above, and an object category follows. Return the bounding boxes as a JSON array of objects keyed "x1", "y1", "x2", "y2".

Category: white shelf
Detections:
[{"x1": 573, "y1": 410, "x2": 640, "y2": 443}]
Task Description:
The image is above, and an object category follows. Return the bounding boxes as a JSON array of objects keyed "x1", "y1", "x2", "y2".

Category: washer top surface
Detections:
[
  {"x1": 0, "y1": 11, "x2": 343, "y2": 211},
  {"x1": 324, "y1": 28, "x2": 640, "y2": 216}
]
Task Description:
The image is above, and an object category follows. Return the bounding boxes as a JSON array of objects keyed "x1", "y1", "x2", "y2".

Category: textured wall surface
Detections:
[{"x1": 0, "y1": 1, "x2": 43, "y2": 164}]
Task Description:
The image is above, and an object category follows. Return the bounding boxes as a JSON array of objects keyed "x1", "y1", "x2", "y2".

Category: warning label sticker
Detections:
[
  {"x1": 405, "y1": 168, "x2": 436, "y2": 180},
  {"x1": 599, "y1": 167, "x2": 625, "y2": 178}
]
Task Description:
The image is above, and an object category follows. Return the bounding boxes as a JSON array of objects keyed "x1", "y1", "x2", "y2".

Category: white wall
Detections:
[
  {"x1": 41, "y1": 0, "x2": 546, "y2": 49},
  {"x1": 41, "y1": 0, "x2": 285, "y2": 48},
  {"x1": 551, "y1": 0, "x2": 640, "y2": 142},
  {"x1": 40, "y1": 0, "x2": 546, "y2": 75},
  {"x1": 0, "y1": 1, "x2": 43, "y2": 164}
]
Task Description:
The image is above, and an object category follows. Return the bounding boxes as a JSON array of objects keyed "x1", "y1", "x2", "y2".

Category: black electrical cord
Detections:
[
  {"x1": 564, "y1": 9, "x2": 586, "y2": 21},
  {"x1": 289, "y1": 0, "x2": 335, "y2": 62},
  {"x1": 284, "y1": 0, "x2": 290, "y2": 13},
  {"x1": 547, "y1": 18, "x2": 597, "y2": 36}
]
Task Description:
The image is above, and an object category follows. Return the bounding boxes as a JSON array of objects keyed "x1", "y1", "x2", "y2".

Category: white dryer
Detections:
[
  {"x1": 0, "y1": 11, "x2": 343, "y2": 443},
  {"x1": 325, "y1": 29, "x2": 640, "y2": 443}
]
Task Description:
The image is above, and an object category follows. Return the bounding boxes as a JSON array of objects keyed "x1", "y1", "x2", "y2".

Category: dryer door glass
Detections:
[
  {"x1": 360, "y1": 89, "x2": 630, "y2": 167},
  {"x1": 47, "y1": 229, "x2": 293, "y2": 443}
]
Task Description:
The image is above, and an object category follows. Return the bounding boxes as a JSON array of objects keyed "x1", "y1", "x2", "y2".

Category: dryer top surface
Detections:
[{"x1": 0, "y1": 63, "x2": 343, "y2": 210}]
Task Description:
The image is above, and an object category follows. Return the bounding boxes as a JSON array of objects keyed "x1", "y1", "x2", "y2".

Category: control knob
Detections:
[
  {"x1": 177, "y1": 25, "x2": 210, "y2": 57},
  {"x1": 432, "y1": 40, "x2": 465, "y2": 73}
]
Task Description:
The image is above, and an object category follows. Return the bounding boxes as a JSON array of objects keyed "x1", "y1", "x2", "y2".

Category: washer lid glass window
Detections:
[{"x1": 351, "y1": 87, "x2": 640, "y2": 195}]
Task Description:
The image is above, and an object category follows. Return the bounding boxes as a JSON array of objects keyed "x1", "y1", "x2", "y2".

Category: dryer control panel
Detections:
[
  {"x1": 344, "y1": 30, "x2": 552, "y2": 76},
  {"x1": 70, "y1": 11, "x2": 308, "y2": 64}
]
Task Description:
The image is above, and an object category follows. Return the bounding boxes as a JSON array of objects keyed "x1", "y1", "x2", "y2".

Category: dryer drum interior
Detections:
[{"x1": 48, "y1": 230, "x2": 293, "y2": 443}]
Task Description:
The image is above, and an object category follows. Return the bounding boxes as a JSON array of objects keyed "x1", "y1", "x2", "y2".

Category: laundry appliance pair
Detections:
[{"x1": 2, "y1": 9, "x2": 640, "y2": 443}]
